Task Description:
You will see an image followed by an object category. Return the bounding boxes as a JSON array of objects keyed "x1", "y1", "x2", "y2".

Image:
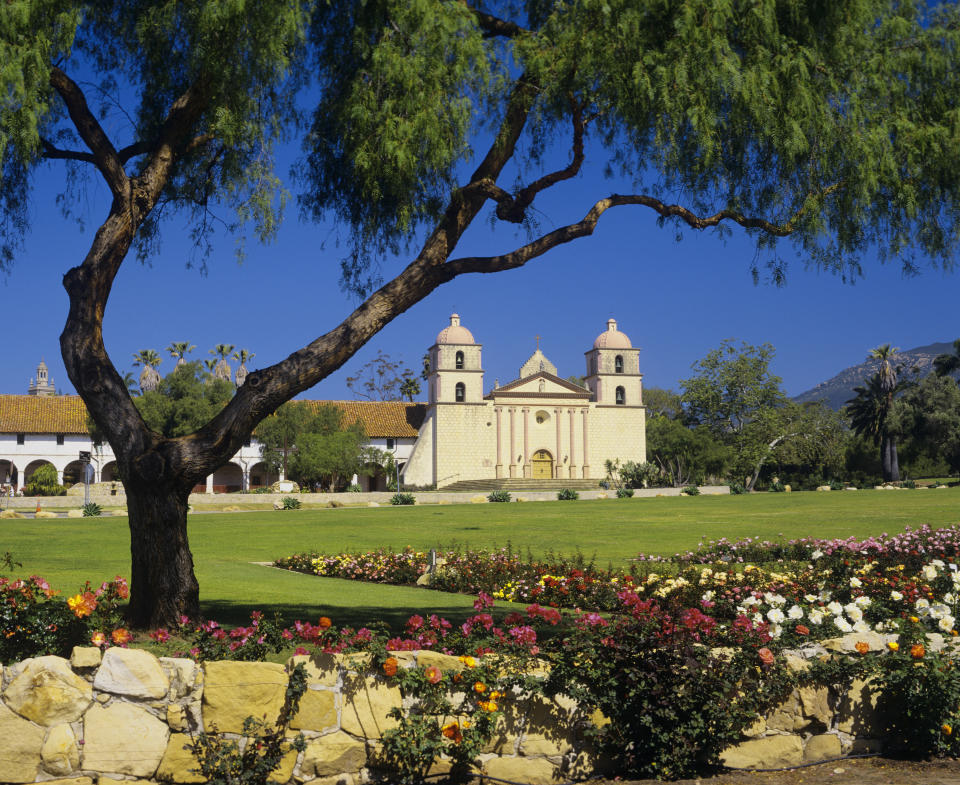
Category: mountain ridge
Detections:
[{"x1": 793, "y1": 341, "x2": 958, "y2": 410}]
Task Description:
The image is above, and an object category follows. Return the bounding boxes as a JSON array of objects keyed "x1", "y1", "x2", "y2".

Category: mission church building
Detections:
[{"x1": 402, "y1": 315, "x2": 646, "y2": 488}]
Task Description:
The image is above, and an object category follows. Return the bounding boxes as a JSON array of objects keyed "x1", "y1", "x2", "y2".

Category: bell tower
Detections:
[
  {"x1": 584, "y1": 319, "x2": 642, "y2": 405},
  {"x1": 427, "y1": 314, "x2": 484, "y2": 404}
]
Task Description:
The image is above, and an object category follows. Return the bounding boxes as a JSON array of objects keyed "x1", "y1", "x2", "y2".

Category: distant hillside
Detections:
[{"x1": 793, "y1": 341, "x2": 958, "y2": 410}]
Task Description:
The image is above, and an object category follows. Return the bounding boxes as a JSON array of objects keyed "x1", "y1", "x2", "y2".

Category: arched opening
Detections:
[
  {"x1": 455, "y1": 382, "x2": 466, "y2": 402},
  {"x1": 62, "y1": 460, "x2": 90, "y2": 487},
  {"x1": 531, "y1": 449, "x2": 554, "y2": 479},
  {"x1": 24, "y1": 460, "x2": 56, "y2": 486},
  {"x1": 615, "y1": 386, "x2": 626, "y2": 405},
  {"x1": 101, "y1": 461, "x2": 121, "y2": 482},
  {"x1": 0, "y1": 460, "x2": 18, "y2": 492},
  {"x1": 455, "y1": 350, "x2": 465, "y2": 370},
  {"x1": 248, "y1": 461, "x2": 278, "y2": 489},
  {"x1": 212, "y1": 462, "x2": 244, "y2": 493},
  {"x1": 615, "y1": 355, "x2": 624, "y2": 373}
]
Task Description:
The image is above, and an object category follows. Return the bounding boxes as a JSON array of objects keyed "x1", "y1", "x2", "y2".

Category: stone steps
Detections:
[{"x1": 440, "y1": 478, "x2": 602, "y2": 492}]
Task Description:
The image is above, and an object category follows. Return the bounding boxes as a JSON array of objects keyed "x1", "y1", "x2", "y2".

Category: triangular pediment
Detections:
[{"x1": 487, "y1": 372, "x2": 591, "y2": 400}]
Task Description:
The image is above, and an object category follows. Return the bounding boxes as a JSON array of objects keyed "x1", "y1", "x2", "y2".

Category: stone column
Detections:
[
  {"x1": 205, "y1": 474, "x2": 214, "y2": 494},
  {"x1": 582, "y1": 409, "x2": 590, "y2": 478},
  {"x1": 569, "y1": 409, "x2": 577, "y2": 479},
  {"x1": 554, "y1": 408, "x2": 562, "y2": 478},
  {"x1": 509, "y1": 407, "x2": 517, "y2": 478},
  {"x1": 495, "y1": 407, "x2": 503, "y2": 478},
  {"x1": 522, "y1": 407, "x2": 531, "y2": 478}
]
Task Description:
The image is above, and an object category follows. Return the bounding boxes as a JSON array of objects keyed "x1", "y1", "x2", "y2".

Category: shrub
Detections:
[
  {"x1": 616, "y1": 487, "x2": 634, "y2": 498},
  {"x1": 829, "y1": 479, "x2": 845, "y2": 491},
  {"x1": 682, "y1": 485, "x2": 700, "y2": 496},
  {"x1": 81, "y1": 502, "x2": 103, "y2": 517},
  {"x1": 347, "y1": 483, "x2": 362, "y2": 493},
  {"x1": 557, "y1": 488, "x2": 579, "y2": 501},
  {"x1": 391, "y1": 492, "x2": 416, "y2": 506},
  {"x1": 0, "y1": 576, "x2": 82, "y2": 662},
  {"x1": 728, "y1": 482, "x2": 746, "y2": 495},
  {"x1": 252, "y1": 487, "x2": 272, "y2": 494},
  {"x1": 768, "y1": 480, "x2": 786, "y2": 493},
  {"x1": 281, "y1": 496, "x2": 301, "y2": 510},
  {"x1": 902, "y1": 479, "x2": 917, "y2": 489},
  {"x1": 487, "y1": 490, "x2": 511, "y2": 503},
  {"x1": 24, "y1": 464, "x2": 66, "y2": 496}
]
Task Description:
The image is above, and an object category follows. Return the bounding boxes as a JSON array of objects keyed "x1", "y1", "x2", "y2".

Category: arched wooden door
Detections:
[{"x1": 531, "y1": 449, "x2": 554, "y2": 479}]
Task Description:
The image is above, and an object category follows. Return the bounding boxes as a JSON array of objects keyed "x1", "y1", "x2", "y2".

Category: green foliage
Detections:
[
  {"x1": 0, "y1": 576, "x2": 81, "y2": 663},
  {"x1": 616, "y1": 487, "x2": 634, "y2": 498},
  {"x1": 347, "y1": 483, "x2": 362, "y2": 493},
  {"x1": 280, "y1": 497, "x2": 301, "y2": 510},
  {"x1": 682, "y1": 485, "x2": 700, "y2": 496},
  {"x1": 895, "y1": 374, "x2": 960, "y2": 476},
  {"x1": 487, "y1": 490, "x2": 511, "y2": 503},
  {"x1": 829, "y1": 479, "x2": 846, "y2": 491},
  {"x1": 135, "y1": 362, "x2": 234, "y2": 437},
  {"x1": 390, "y1": 492, "x2": 416, "y2": 506},
  {"x1": 728, "y1": 481, "x2": 746, "y2": 495},
  {"x1": 557, "y1": 488, "x2": 579, "y2": 501},
  {"x1": 25, "y1": 464, "x2": 65, "y2": 496},
  {"x1": 81, "y1": 502, "x2": 102, "y2": 517},
  {"x1": 646, "y1": 416, "x2": 730, "y2": 488},
  {"x1": 617, "y1": 460, "x2": 664, "y2": 489},
  {"x1": 346, "y1": 349, "x2": 420, "y2": 401},
  {"x1": 189, "y1": 662, "x2": 307, "y2": 784},
  {"x1": 768, "y1": 480, "x2": 786, "y2": 493}
]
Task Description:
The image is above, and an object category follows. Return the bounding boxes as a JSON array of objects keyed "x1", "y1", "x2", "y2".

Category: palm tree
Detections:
[
  {"x1": 203, "y1": 358, "x2": 217, "y2": 374},
  {"x1": 232, "y1": 348, "x2": 255, "y2": 386},
  {"x1": 934, "y1": 339, "x2": 960, "y2": 378},
  {"x1": 209, "y1": 344, "x2": 235, "y2": 383},
  {"x1": 846, "y1": 344, "x2": 902, "y2": 482},
  {"x1": 132, "y1": 349, "x2": 162, "y2": 393},
  {"x1": 166, "y1": 342, "x2": 196, "y2": 367}
]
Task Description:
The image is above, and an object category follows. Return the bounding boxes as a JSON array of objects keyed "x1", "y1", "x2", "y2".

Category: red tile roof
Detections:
[{"x1": 0, "y1": 394, "x2": 426, "y2": 439}]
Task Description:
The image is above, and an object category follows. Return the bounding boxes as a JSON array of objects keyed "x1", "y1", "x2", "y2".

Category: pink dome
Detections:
[
  {"x1": 436, "y1": 314, "x2": 475, "y2": 345},
  {"x1": 593, "y1": 318, "x2": 632, "y2": 349}
]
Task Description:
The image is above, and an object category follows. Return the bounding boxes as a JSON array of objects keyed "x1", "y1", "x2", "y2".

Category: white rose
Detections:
[
  {"x1": 788, "y1": 605, "x2": 804, "y2": 620},
  {"x1": 805, "y1": 594, "x2": 819, "y2": 603},
  {"x1": 702, "y1": 590, "x2": 715, "y2": 602},
  {"x1": 827, "y1": 601, "x2": 844, "y2": 616},
  {"x1": 944, "y1": 592, "x2": 955, "y2": 604},
  {"x1": 808, "y1": 610, "x2": 824, "y2": 625},
  {"x1": 811, "y1": 549, "x2": 824, "y2": 560},
  {"x1": 852, "y1": 620, "x2": 870, "y2": 634},
  {"x1": 767, "y1": 608, "x2": 786, "y2": 624},
  {"x1": 834, "y1": 617, "x2": 853, "y2": 632},
  {"x1": 855, "y1": 595, "x2": 871, "y2": 609},
  {"x1": 890, "y1": 590, "x2": 904, "y2": 601},
  {"x1": 845, "y1": 606, "x2": 864, "y2": 623},
  {"x1": 916, "y1": 598, "x2": 931, "y2": 610},
  {"x1": 923, "y1": 565, "x2": 938, "y2": 581},
  {"x1": 933, "y1": 559, "x2": 946, "y2": 569},
  {"x1": 850, "y1": 577, "x2": 863, "y2": 588},
  {"x1": 939, "y1": 616, "x2": 956, "y2": 633}
]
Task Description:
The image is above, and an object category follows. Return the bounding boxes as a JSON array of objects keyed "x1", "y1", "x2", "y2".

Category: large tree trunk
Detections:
[
  {"x1": 881, "y1": 435, "x2": 901, "y2": 483},
  {"x1": 125, "y1": 481, "x2": 199, "y2": 627}
]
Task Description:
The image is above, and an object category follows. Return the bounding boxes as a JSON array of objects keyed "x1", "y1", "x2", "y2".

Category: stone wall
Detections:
[
  {"x1": 0, "y1": 642, "x2": 892, "y2": 784},
  {"x1": 0, "y1": 648, "x2": 594, "y2": 785}
]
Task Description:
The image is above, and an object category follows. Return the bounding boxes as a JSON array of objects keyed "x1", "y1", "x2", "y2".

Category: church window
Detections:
[
  {"x1": 535, "y1": 410, "x2": 550, "y2": 425},
  {"x1": 17, "y1": 434, "x2": 25, "y2": 445},
  {"x1": 56, "y1": 434, "x2": 65, "y2": 445},
  {"x1": 455, "y1": 382, "x2": 466, "y2": 402},
  {"x1": 387, "y1": 438, "x2": 395, "y2": 450},
  {"x1": 615, "y1": 355, "x2": 624, "y2": 373},
  {"x1": 615, "y1": 386, "x2": 626, "y2": 405},
  {"x1": 455, "y1": 351, "x2": 465, "y2": 369}
]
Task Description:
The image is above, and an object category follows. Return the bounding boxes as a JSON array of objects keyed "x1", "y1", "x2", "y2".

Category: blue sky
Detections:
[{"x1": 4, "y1": 137, "x2": 959, "y2": 404}]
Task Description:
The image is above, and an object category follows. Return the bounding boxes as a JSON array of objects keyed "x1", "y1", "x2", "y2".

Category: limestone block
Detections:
[
  {"x1": 720, "y1": 736, "x2": 803, "y2": 769},
  {"x1": 821, "y1": 631, "x2": 894, "y2": 654},
  {"x1": 0, "y1": 509, "x2": 25, "y2": 518},
  {"x1": 415, "y1": 650, "x2": 464, "y2": 673},
  {"x1": 161, "y1": 657, "x2": 202, "y2": 699},
  {"x1": 483, "y1": 756, "x2": 558, "y2": 785},
  {"x1": 3, "y1": 655, "x2": 93, "y2": 725},
  {"x1": 837, "y1": 677, "x2": 881, "y2": 736},
  {"x1": 470, "y1": 495, "x2": 488, "y2": 503},
  {"x1": 202, "y1": 661, "x2": 287, "y2": 734},
  {"x1": 288, "y1": 653, "x2": 338, "y2": 686},
  {"x1": 518, "y1": 731, "x2": 573, "y2": 757},
  {"x1": 290, "y1": 688, "x2": 337, "y2": 731},
  {"x1": 816, "y1": 485, "x2": 831, "y2": 491},
  {"x1": 0, "y1": 702, "x2": 44, "y2": 782},
  {"x1": 67, "y1": 509, "x2": 83, "y2": 518},
  {"x1": 269, "y1": 744, "x2": 300, "y2": 785},
  {"x1": 35, "y1": 779, "x2": 93, "y2": 785},
  {"x1": 300, "y1": 731, "x2": 367, "y2": 777},
  {"x1": 94, "y1": 646, "x2": 170, "y2": 699},
  {"x1": 783, "y1": 653, "x2": 811, "y2": 674},
  {"x1": 742, "y1": 716, "x2": 766, "y2": 737},
  {"x1": 167, "y1": 704, "x2": 187, "y2": 731},
  {"x1": 70, "y1": 646, "x2": 102, "y2": 669},
  {"x1": 304, "y1": 775, "x2": 354, "y2": 785},
  {"x1": 804, "y1": 733, "x2": 841, "y2": 763},
  {"x1": 340, "y1": 673, "x2": 401, "y2": 739},
  {"x1": 82, "y1": 700, "x2": 170, "y2": 777},
  {"x1": 799, "y1": 684, "x2": 833, "y2": 727},
  {"x1": 766, "y1": 689, "x2": 809, "y2": 732},
  {"x1": 41, "y1": 723, "x2": 80, "y2": 776},
  {"x1": 156, "y1": 733, "x2": 206, "y2": 783},
  {"x1": 367, "y1": 502, "x2": 380, "y2": 507},
  {"x1": 35, "y1": 510, "x2": 58, "y2": 518}
]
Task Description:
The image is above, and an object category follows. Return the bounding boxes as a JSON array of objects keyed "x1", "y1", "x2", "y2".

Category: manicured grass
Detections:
[{"x1": 5, "y1": 488, "x2": 960, "y2": 628}]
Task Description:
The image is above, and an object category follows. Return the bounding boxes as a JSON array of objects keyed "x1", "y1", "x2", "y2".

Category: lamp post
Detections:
[{"x1": 78, "y1": 451, "x2": 91, "y2": 506}]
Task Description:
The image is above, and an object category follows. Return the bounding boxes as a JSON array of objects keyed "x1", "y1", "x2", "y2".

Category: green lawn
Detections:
[{"x1": 5, "y1": 489, "x2": 960, "y2": 628}]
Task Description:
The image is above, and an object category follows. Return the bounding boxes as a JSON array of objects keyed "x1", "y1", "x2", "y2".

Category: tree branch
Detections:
[
  {"x1": 40, "y1": 138, "x2": 96, "y2": 164},
  {"x1": 460, "y1": 2, "x2": 528, "y2": 38},
  {"x1": 48, "y1": 67, "x2": 129, "y2": 197}
]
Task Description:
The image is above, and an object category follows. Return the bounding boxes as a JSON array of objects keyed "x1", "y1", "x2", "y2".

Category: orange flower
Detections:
[
  {"x1": 473, "y1": 681, "x2": 487, "y2": 694},
  {"x1": 90, "y1": 631, "x2": 106, "y2": 647},
  {"x1": 478, "y1": 700, "x2": 498, "y2": 712},
  {"x1": 909, "y1": 615, "x2": 920, "y2": 623},
  {"x1": 382, "y1": 657, "x2": 398, "y2": 677},
  {"x1": 887, "y1": 641, "x2": 900, "y2": 652},
  {"x1": 911, "y1": 644, "x2": 926, "y2": 659},
  {"x1": 111, "y1": 628, "x2": 132, "y2": 645},
  {"x1": 489, "y1": 690, "x2": 503, "y2": 700},
  {"x1": 757, "y1": 647, "x2": 775, "y2": 666},
  {"x1": 67, "y1": 591, "x2": 97, "y2": 618},
  {"x1": 944, "y1": 724, "x2": 953, "y2": 736},
  {"x1": 795, "y1": 624, "x2": 810, "y2": 636},
  {"x1": 441, "y1": 721, "x2": 462, "y2": 743},
  {"x1": 317, "y1": 617, "x2": 332, "y2": 629},
  {"x1": 855, "y1": 641, "x2": 870, "y2": 655},
  {"x1": 458, "y1": 655, "x2": 476, "y2": 668},
  {"x1": 424, "y1": 666, "x2": 442, "y2": 684}
]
